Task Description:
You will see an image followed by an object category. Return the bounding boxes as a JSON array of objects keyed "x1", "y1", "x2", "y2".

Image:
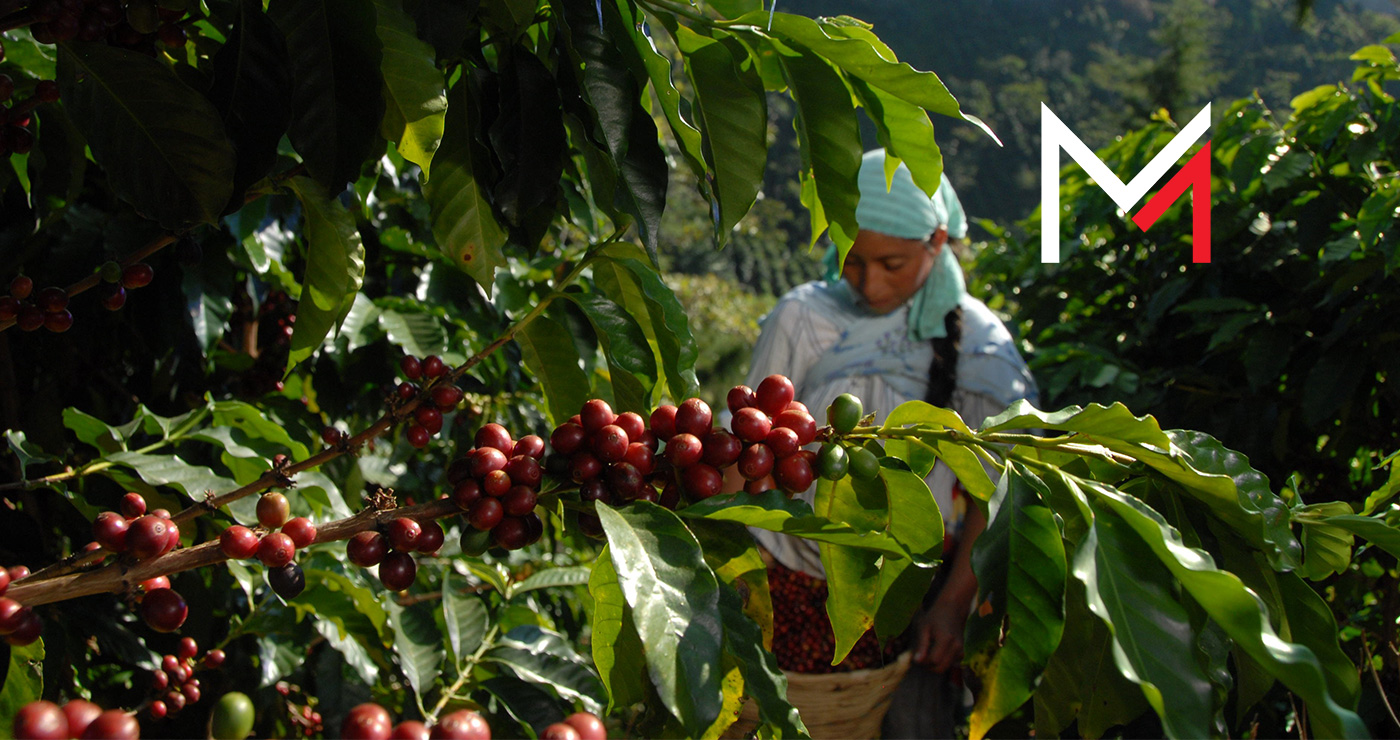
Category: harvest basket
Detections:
[{"x1": 723, "y1": 650, "x2": 912, "y2": 739}]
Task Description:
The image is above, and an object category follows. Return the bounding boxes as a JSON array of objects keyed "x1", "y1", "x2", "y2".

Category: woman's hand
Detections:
[{"x1": 912, "y1": 597, "x2": 968, "y2": 672}]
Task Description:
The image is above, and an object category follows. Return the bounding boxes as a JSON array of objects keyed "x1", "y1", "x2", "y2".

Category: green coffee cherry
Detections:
[
  {"x1": 816, "y1": 443, "x2": 849, "y2": 480},
  {"x1": 847, "y1": 446, "x2": 881, "y2": 481},
  {"x1": 826, "y1": 393, "x2": 863, "y2": 433},
  {"x1": 209, "y1": 692, "x2": 255, "y2": 740},
  {"x1": 459, "y1": 526, "x2": 493, "y2": 557}
]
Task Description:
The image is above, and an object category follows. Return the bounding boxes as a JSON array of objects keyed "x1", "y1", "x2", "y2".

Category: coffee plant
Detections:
[{"x1": 1, "y1": 0, "x2": 1397, "y2": 738}]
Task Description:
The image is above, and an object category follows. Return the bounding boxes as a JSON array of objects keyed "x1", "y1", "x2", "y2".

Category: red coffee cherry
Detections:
[
  {"x1": 468, "y1": 447, "x2": 509, "y2": 479},
  {"x1": 774, "y1": 409, "x2": 818, "y2": 446},
  {"x1": 100, "y1": 285, "x2": 127, "y2": 311},
  {"x1": 177, "y1": 636, "x2": 199, "y2": 660},
  {"x1": 121, "y1": 263, "x2": 154, "y2": 289},
  {"x1": 727, "y1": 385, "x2": 757, "y2": 413},
  {"x1": 161, "y1": 522, "x2": 180, "y2": 555},
  {"x1": 161, "y1": 653, "x2": 181, "y2": 676},
  {"x1": 579, "y1": 399, "x2": 616, "y2": 434},
  {"x1": 282, "y1": 517, "x2": 317, "y2": 549},
  {"x1": 400, "y1": 355, "x2": 423, "y2": 380},
  {"x1": 347, "y1": 532, "x2": 388, "y2": 567},
  {"x1": 397, "y1": 382, "x2": 419, "y2": 401},
  {"x1": 623, "y1": 442, "x2": 654, "y2": 475},
  {"x1": 731, "y1": 407, "x2": 773, "y2": 444},
  {"x1": 61, "y1": 700, "x2": 102, "y2": 739},
  {"x1": 164, "y1": 690, "x2": 186, "y2": 712},
  {"x1": 203, "y1": 648, "x2": 226, "y2": 668},
  {"x1": 648, "y1": 404, "x2": 678, "y2": 440},
  {"x1": 406, "y1": 424, "x2": 431, "y2": 449},
  {"x1": 4, "y1": 608, "x2": 42, "y2": 645},
  {"x1": 482, "y1": 469, "x2": 512, "y2": 498},
  {"x1": 492, "y1": 516, "x2": 529, "y2": 550},
  {"x1": 8, "y1": 566, "x2": 28, "y2": 581},
  {"x1": 512, "y1": 434, "x2": 545, "y2": 459},
  {"x1": 11, "y1": 701, "x2": 67, "y2": 740},
  {"x1": 119, "y1": 492, "x2": 146, "y2": 518},
  {"x1": 430, "y1": 709, "x2": 490, "y2": 740},
  {"x1": 503, "y1": 485, "x2": 538, "y2": 516},
  {"x1": 421, "y1": 355, "x2": 448, "y2": 379},
  {"x1": 592, "y1": 424, "x2": 629, "y2": 463},
  {"x1": 774, "y1": 454, "x2": 815, "y2": 493},
  {"x1": 342, "y1": 703, "x2": 392, "y2": 740},
  {"x1": 755, "y1": 374, "x2": 795, "y2": 416},
  {"x1": 613, "y1": 411, "x2": 646, "y2": 442},
  {"x1": 139, "y1": 576, "x2": 171, "y2": 593},
  {"x1": 180, "y1": 681, "x2": 201, "y2": 704},
  {"x1": 35, "y1": 286, "x2": 68, "y2": 313},
  {"x1": 386, "y1": 517, "x2": 422, "y2": 551},
  {"x1": 701, "y1": 430, "x2": 742, "y2": 468},
  {"x1": 682, "y1": 463, "x2": 723, "y2": 500},
  {"x1": 0, "y1": 569, "x2": 8, "y2": 597},
  {"x1": 415, "y1": 406, "x2": 444, "y2": 435},
  {"x1": 150, "y1": 509, "x2": 172, "y2": 520},
  {"x1": 664, "y1": 433, "x2": 704, "y2": 469},
  {"x1": 392, "y1": 721, "x2": 431, "y2": 740},
  {"x1": 550, "y1": 422, "x2": 587, "y2": 455},
  {"x1": 141, "y1": 588, "x2": 188, "y2": 632},
  {"x1": 256, "y1": 492, "x2": 290, "y2": 529},
  {"x1": 658, "y1": 481, "x2": 681, "y2": 509},
  {"x1": 16, "y1": 305, "x2": 44, "y2": 332},
  {"x1": 431, "y1": 383, "x2": 463, "y2": 410},
  {"x1": 92, "y1": 511, "x2": 130, "y2": 552},
  {"x1": 0, "y1": 296, "x2": 19, "y2": 321},
  {"x1": 564, "y1": 712, "x2": 607, "y2": 740},
  {"x1": 416, "y1": 520, "x2": 445, "y2": 554},
  {"x1": 127, "y1": 515, "x2": 170, "y2": 560},
  {"x1": 764, "y1": 427, "x2": 802, "y2": 459},
  {"x1": 452, "y1": 479, "x2": 483, "y2": 510},
  {"x1": 504, "y1": 455, "x2": 542, "y2": 488},
  {"x1": 738, "y1": 443, "x2": 776, "y2": 480},
  {"x1": 42, "y1": 310, "x2": 73, "y2": 333},
  {"x1": 674, "y1": 398, "x2": 713, "y2": 437},
  {"x1": 148, "y1": 700, "x2": 167, "y2": 720},
  {"x1": 570, "y1": 451, "x2": 603, "y2": 482},
  {"x1": 474, "y1": 422, "x2": 513, "y2": 454},
  {"x1": 220, "y1": 525, "x2": 260, "y2": 560},
  {"x1": 256, "y1": 532, "x2": 296, "y2": 568},
  {"x1": 541, "y1": 723, "x2": 581, "y2": 740},
  {"x1": 80, "y1": 710, "x2": 138, "y2": 740},
  {"x1": 9, "y1": 275, "x2": 33, "y2": 300},
  {"x1": 468, "y1": 498, "x2": 504, "y2": 531},
  {"x1": 606, "y1": 462, "x2": 646, "y2": 501},
  {"x1": 579, "y1": 479, "x2": 611, "y2": 505},
  {"x1": 379, "y1": 552, "x2": 417, "y2": 591}
]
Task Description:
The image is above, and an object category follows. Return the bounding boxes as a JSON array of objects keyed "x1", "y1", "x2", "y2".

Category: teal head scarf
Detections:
[{"x1": 822, "y1": 150, "x2": 969, "y2": 341}]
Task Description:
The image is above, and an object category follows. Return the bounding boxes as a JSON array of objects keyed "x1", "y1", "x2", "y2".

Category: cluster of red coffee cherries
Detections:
[
  {"x1": 341, "y1": 704, "x2": 492, "y2": 740},
  {"x1": 218, "y1": 492, "x2": 317, "y2": 599},
  {"x1": 767, "y1": 561, "x2": 903, "y2": 674},
  {"x1": 144, "y1": 636, "x2": 224, "y2": 720},
  {"x1": 85, "y1": 492, "x2": 193, "y2": 632},
  {"x1": 0, "y1": 564, "x2": 38, "y2": 645},
  {"x1": 10, "y1": 698, "x2": 139, "y2": 740},
  {"x1": 397, "y1": 354, "x2": 465, "y2": 448},
  {"x1": 0, "y1": 263, "x2": 154, "y2": 332},
  {"x1": 25, "y1": 0, "x2": 191, "y2": 53},
  {"x1": 345, "y1": 515, "x2": 446, "y2": 592},
  {"x1": 0, "y1": 76, "x2": 58, "y2": 157},
  {"x1": 274, "y1": 681, "x2": 324, "y2": 737},
  {"x1": 449, "y1": 423, "x2": 546, "y2": 554}
]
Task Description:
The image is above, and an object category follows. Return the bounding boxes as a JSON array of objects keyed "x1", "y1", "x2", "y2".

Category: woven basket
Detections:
[{"x1": 723, "y1": 651, "x2": 912, "y2": 740}]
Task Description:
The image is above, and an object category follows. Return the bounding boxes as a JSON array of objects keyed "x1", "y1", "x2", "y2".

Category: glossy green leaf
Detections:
[
  {"x1": 442, "y1": 570, "x2": 489, "y2": 663},
  {"x1": 313, "y1": 618, "x2": 383, "y2": 686},
  {"x1": 509, "y1": 565, "x2": 591, "y2": 599},
  {"x1": 689, "y1": 519, "x2": 772, "y2": 648},
  {"x1": 846, "y1": 74, "x2": 944, "y2": 212},
  {"x1": 515, "y1": 312, "x2": 591, "y2": 426},
  {"x1": 386, "y1": 599, "x2": 445, "y2": 706},
  {"x1": 211, "y1": 401, "x2": 312, "y2": 460},
  {"x1": 597, "y1": 245, "x2": 701, "y2": 400},
  {"x1": 560, "y1": 291, "x2": 658, "y2": 415},
  {"x1": 1316, "y1": 512, "x2": 1400, "y2": 560},
  {"x1": 1081, "y1": 479, "x2": 1368, "y2": 739},
  {"x1": 480, "y1": 676, "x2": 568, "y2": 738},
  {"x1": 373, "y1": 0, "x2": 447, "y2": 177},
  {"x1": 423, "y1": 82, "x2": 507, "y2": 291},
  {"x1": 56, "y1": 42, "x2": 235, "y2": 227},
  {"x1": 269, "y1": 0, "x2": 385, "y2": 191},
  {"x1": 61, "y1": 408, "x2": 124, "y2": 453},
  {"x1": 0, "y1": 639, "x2": 44, "y2": 732},
  {"x1": 378, "y1": 307, "x2": 450, "y2": 358},
  {"x1": 776, "y1": 41, "x2": 861, "y2": 249},
  {"x1": 301, "y1": 568, "x2": 389, "y2": 639},
  {"x1": 208, "y1": 0, "x2": 293, "y2": 206},
  {"x1": 286, "y1": 176, "x2": 367, "y2": 369},
  {"x1": 102, "y1": 450, "x2": 240, "y2": 502},
  {"x1": 588, "y1": 548, "x2": 647, "y2": 710},
  {"x1": 1033, "y1": 578, "x2": 1148, "y2": 739},
  {"x1": 611, "y1": 0, "x2": 705, "y2": 180},
  {"x1": 679, "y1": 488, "x2": 927, "y2": 561},
  {"x1": 814, "y1": 475, "x2": 886, "y2": 663},
  {"x1": 1360, "y1": 453, "x2": 1399, "y2": 515},
  {"x1": 1275, "y1": 572, "x2": 1360, "y2": 707},
  {"x1": 674, "y1": 26, "x2": 768, "y2": 243},
  {"x1": 966, "y1": 464, "x2": 1066, "y2": 739},
  {"x1": 1074, "y1": 500, "x2": 1213, "y2": 740},
  {"x1": 872, "y1": 465, "x2": 942, "y2": 643},
  {"x1": 884, "y1": 400, "x2": 993, "y2": 498},
  {"x1": 717, "y1": 584, "x2": 810, "y2": 739},
  {"x1": 489, "y1": 47, "x2": 567, "y2": 230},
  {"x1": 485, "y1": 625, "x2": 606, "y2": 714},
  {"x1": 5, "y1": 431, "x2": 57, "y2": 480},
  {"x1": 596, "y1": 502, "x2": 725, "y2": 733},
  {"x1": 981, "y1": 399, "x2": 1173, "y2": 449},
  {"x1": 1299, "y1": 502, "x2": 1355, "y2": 580}
]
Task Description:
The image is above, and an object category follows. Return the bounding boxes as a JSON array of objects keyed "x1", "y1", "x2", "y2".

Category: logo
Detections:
[{"x1": 1041, "y1": 103, "x2": 1212, "y2": 263}]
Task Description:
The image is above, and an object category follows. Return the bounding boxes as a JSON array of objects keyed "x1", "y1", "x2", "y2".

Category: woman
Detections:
[{"x1": 735, "y1": 149, "x2": 1038, "y2": 738}]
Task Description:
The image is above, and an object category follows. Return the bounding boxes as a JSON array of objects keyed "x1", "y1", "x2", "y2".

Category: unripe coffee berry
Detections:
[{"x1": 256, "y1": 492, "x2": 290, "y2": 529}]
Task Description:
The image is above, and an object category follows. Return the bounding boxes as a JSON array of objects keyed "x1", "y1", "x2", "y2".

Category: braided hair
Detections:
[{"x1": 925, "y1": 307, "x2": 962, "y2": 408}]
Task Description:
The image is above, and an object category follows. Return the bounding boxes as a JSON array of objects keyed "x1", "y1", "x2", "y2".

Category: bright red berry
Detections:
[
  {"x1": 141, "y1": 588, "x2": 188, "y2": 632},
  {"x1": 256, "y1": 532, "x2": 296, "y2": 568},
  {"x1": 282, "y1": 517, "x2": 317, "y2": 549},
  {"x1": 121, "y1": 263, "x2": 154, "y2": 289},
  {"x1": 220, "y1": 525, "x2": 260, "y2": 560}
]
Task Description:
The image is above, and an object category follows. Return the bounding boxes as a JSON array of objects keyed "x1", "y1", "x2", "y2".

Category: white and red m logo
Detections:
[{"x1": 1041, "y1": 103, "x2": 1213, "y2": 263}]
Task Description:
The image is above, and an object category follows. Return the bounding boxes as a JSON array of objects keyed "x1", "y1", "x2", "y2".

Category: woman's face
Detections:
[{"x1": 841, "y1": 228, "x2": 943, "y2": 315}]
